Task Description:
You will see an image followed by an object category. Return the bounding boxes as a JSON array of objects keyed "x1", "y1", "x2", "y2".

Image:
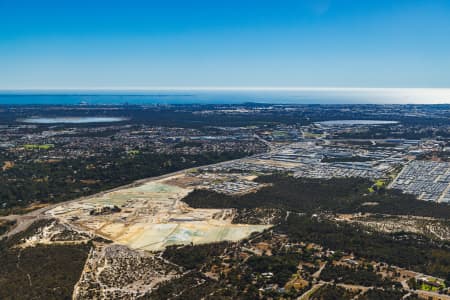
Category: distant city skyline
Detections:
[{"x1": 1, "y1": 0, "x2": 450, "y2": 90}]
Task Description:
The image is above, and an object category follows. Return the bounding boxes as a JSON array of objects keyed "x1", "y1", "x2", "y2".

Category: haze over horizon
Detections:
[
  {"x1": 2, "y1": 87, "x2": 450, "y2": 105},
  {"x1": 1, "y1": 0, "x2": 450, "y2": 91}
]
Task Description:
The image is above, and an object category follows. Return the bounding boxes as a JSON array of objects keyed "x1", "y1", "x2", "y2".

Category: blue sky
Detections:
[{"x1": 1, "y1": 0, "x2": 450, "y2": 89}]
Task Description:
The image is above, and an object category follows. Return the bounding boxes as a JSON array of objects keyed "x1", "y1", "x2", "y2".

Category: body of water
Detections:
[
  {"x1": 1, "y1": 88, "x2": 450, "y2": 105},
  {"x1": 21, "y1": 117, "x2": 127, "y2": 124},
  {"x1": 316, "y1": 120, "x2": 399, "y2": 126}
]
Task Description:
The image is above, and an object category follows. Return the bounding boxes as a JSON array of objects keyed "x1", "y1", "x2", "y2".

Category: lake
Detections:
[
  {"x1": 20, "y1": 117, "x2": 127, "y2": 124},
  {"x1": 316, "y1": 120, "x2": 398, "y2": 126}
]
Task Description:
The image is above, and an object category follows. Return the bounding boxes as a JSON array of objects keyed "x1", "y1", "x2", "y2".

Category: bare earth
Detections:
[{"x1": 33, "y1": 172, "x2": 269, "y2": 251}]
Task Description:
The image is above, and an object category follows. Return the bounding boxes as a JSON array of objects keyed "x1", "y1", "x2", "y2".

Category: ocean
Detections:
[{"x1": 1, "y1": 88, "x2": 450, "y2": 105}]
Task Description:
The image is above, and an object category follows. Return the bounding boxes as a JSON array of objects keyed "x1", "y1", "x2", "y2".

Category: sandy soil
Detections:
[{"x1": 44, "y1": 174, "x2": 269, "y2": 251}]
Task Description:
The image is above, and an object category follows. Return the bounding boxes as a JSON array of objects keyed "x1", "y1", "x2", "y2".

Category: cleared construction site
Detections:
[{"x1": 45, "y1": 172, "x2": 269, "y2": 251}]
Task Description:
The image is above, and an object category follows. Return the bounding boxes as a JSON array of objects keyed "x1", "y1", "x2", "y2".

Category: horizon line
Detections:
[{"x1": 2, "y1": 86, "x2": 450, "y2": 92}]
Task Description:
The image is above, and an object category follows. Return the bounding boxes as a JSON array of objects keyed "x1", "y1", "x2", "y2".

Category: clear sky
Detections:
[{"x1": 1, "y1": 0, "x2": 450, "y2": 89}]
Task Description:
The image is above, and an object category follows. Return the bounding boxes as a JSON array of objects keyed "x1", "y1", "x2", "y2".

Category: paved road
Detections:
[{"x1": 253, "y1": 134, "x2": 276, "y2": 151}]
